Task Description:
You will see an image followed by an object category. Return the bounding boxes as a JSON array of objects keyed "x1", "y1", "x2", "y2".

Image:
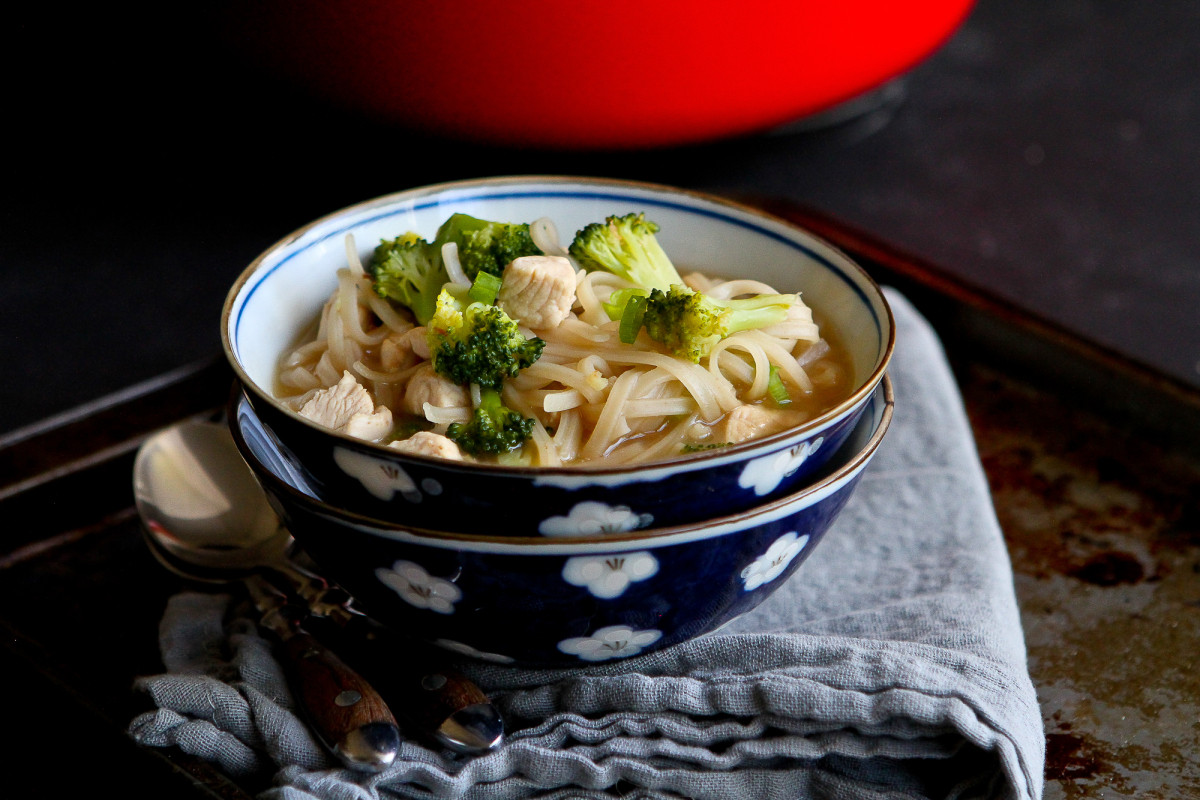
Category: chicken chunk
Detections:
[
  {"x1": 379, "y1": 326, "x2": 422, "y2": 372},
  {"x1": 407, "y1": 326, "x2": 432, "y2": 361},
  {"x1": 498, "y1": 255, "x2": 577, "y2": 330},
  {"x1": 389, "y1": 431, "x2": 464, "y2": 461},
  {"x1": 341, "y1": 407, "x2": 394, "y2": 440},
  {"x1": 298, "y1": 371, "x2": 393, "y2": 441},
  {"x1": 401, "y1": 362, "x2": 470, "y2": 417},
  {"x1": 718, "y1": 403, "x2": 805, "y2": 444}
]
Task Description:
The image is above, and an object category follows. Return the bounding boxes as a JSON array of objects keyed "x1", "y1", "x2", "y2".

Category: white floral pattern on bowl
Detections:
[
  {"x1": 433, "y1": 638, "x2": 515, "y2": 664},
  {"x1": 376, "y1": 559, "x2": 461, "y2": 614},
  {"x1": 737, "y1": 437, "x2": 824, "y2": 496},
  {"x1": 740, "y1": 532, "x2": 810, "y2": 591},
  {"x1": 562, "y1": 552, "x2": 659, "y2": 599},
  {"x1": 557, "y1": 625, "x2": 663, "y2": 661},
  {"x1": 538, "y1": 501, "x2": 654, "y2": 536},
  {"x1": 334, "y1": 447, "x2": 422, "y2": 502}
]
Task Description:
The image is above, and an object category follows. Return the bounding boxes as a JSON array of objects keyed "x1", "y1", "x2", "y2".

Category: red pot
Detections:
[{"x1": 225, "y1": 1, "x2": 974, "y2": 149}]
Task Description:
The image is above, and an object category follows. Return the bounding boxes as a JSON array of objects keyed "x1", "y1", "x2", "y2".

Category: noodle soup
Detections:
[{"x1": 273, "y1": 215, "x2": 853, "y2": 468}]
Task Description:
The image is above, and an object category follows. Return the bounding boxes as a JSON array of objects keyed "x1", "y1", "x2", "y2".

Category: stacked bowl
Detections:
[{"x1": 222, "y1": 177, "x2": 895, "y2": 666}]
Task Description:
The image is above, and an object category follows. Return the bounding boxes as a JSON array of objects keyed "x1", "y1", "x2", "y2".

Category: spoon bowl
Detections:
[
  {"x1": 134, "y1": 420, "x2": 293, "y2": 580},
  {"x1": 134, "y1": 419, "x2": 403, "y2": 771},
  {"x1": 132, "y1": 419, "x2": 504, "y2": 756}
]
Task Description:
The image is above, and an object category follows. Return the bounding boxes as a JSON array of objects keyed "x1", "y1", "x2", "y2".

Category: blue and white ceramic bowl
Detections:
[
  {"x1": 230, "y1": 376, "x2": 893, "y2": 667},
  {"x1": 222, "y1": 176, "x2": 894, "y2": 533}
]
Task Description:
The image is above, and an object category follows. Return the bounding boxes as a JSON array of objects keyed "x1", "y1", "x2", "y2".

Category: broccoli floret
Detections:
[
  {"x1": 447, "y1": 387, "x2": 535, "y2": 455},
  {"x1": 568, "y1": 212, "x2": 683, "y2": 291},
  {"x1": 367, "y1": 233, "x2": 447, "y2": 326},
  {"x1": 433, "y1": 213, "x2": 542, "y2": 281},
  {"x1": 367, "y1": 214, "x2": 540, "y2": 322},
  {"x1": 426, "y1": 285, "x2": 545, "y2": 390},
  {"x1": 639, "y1": 285, "x2": 796, "y2": 363},
  {"x1": 572, "y1": 213, "x2": 797, "y2": 361}
]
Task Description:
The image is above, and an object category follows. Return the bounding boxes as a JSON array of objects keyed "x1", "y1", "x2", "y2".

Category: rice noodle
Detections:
[
  {"x1": 514, "y1": 360, "x2": 609, "y2": 404},
  {"x1": 279, "y1": 365, "x2": 321, "y2": 393},
  {"x1": 539, "y1": 340, "x2": 737, "y2": 421},
  {"x1": 602, "y1": 414, "x2": 698, "y2": 466},
  {"x1": 502, "y1": 385, "x2": 561, "y2": 466},
  {"x1": 796, "y1": 339, "x2": 831, "y2": 369},
  {"x1": 623, "y1": 397, "x2": 696, "y2": 418},
  {"x1": 314, "y1": 349, "x2": 342, "y2": 387},
  {"x1": 441, "y1": 242, "x2": 471, "y2": 287},
  {"x1": 344, "y1": 234, "x2": 364, "y2": 275},
  {"x1": 705, "y1": 279, "x2": 778, "y2": 299},
  {"x1": 551, "y1": 409, "x2": 583, "y2": 462},
  {"x1": 542, "y1": 389, "x2": 585, "y2": 413},
  {"x1": 709, "y1": 334, "x2": 772, "y2": 400},
  {"x1": 580, "y1": 369, "x2": 639, "y2": 461},
  {"x1": 530, "y1": 216, "x2": 569, "y2": 257},
  {"x1": 423, "y1": 403, "x2": 471, "y2": 425},
  {"x1": 282, "y1": 339, "x2": 327, "y2": 368},
  {"x1": 737, "y1": 329, "x2": 816, "y2": 394},
  {"x1": 573, "y1": 269, "x2": 626, "y2": 326},
  {"x1": 365, "y1": 290, "x2": 414, "y2": 332},
  {"x1": 352, "y1": 360, "x2": 408, "y2": 384},
  {"x1": 337, "y1": 269, "x2": 389, "y2": 347},
  {"x1": 273, "y1": 228, "x2": 852, "y2": 466}
]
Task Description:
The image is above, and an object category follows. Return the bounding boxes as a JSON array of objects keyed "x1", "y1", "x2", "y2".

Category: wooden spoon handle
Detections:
[
  {"x1": 307, "y1": 609, "x2": 505, "y2": 753},
  {"x1": 280, "y1": 630, "x2": 402, "y2": 771}
]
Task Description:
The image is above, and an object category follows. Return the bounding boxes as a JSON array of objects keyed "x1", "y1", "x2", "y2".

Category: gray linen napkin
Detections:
[{"x1": 129, "y1": 290, "x2": 1045, "y2": 800}]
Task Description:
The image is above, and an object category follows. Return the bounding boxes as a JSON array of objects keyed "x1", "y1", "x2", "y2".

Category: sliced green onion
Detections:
[
  {"x1": 767, "y1": 365, "x2": 791, "y2": 406},
  {"x1": 604, "y1": 287, "x2": 648, "y2": 321},
  {"x1": 619, "y1": 293, "x2": 648, "y2": 344},
  {"x1": 468, "y1": 271, "x2": 502, "y2": 305}
]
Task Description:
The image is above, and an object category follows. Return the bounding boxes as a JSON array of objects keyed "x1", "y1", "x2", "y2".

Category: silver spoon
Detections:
[
  {"x1": 132, "y1": 419, "x2": 504, "y2": 756},
  {"x1": 134, "y1": 420, "x2": 402, "y2": 771}
]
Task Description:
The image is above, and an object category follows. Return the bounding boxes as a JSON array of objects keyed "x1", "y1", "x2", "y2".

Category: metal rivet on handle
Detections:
[{"x1": 421, "y1": 673, "x2": 448, "y2": 691}]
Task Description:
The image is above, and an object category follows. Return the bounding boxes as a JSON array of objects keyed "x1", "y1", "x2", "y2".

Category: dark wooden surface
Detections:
[{"x1": 2, "y1": 219, "x2": 1198, "y2": 798}]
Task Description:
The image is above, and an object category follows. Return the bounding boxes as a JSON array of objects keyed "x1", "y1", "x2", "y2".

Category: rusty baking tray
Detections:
[{"x1": 3, "y1": 203, "x2": 1197, "y2": 798}]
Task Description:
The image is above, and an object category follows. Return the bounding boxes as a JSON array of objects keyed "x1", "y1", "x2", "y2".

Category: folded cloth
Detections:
[{"x1": 129, "y1": 290, "x2": 1045, "y2": 800}]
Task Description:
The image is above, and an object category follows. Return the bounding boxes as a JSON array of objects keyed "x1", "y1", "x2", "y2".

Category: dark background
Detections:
[{"x1": 5, "y1": 1, "x2": 1199, "y2": 439}]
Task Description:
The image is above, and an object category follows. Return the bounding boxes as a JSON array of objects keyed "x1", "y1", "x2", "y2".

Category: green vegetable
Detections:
[
  {"x1": 447, "y1": 387, "x2": 536, "y2": 455},
  {"x1": 767, "y1": 365, "x2": 792, "y2": 406},
  {"x1": 602, "y1": 287, "x2": 648, "y2": 322},
  {"x1": 367, "y1": 214, "x2": 542, "y2": 323},
  {"x1": 568, "y1": 212, "x2": 683, "y2": 291},
  {"x1": 367, "y1": 233, "x2": 447, "y2": 326},
  {"x1": 638, "y1": 285, "x2": 796, "y2": 363},
  {"x1": 574, "y1": 213, "x2": 796, "y2": 362},
  {"x1": 617, "y1": 292, "x2": 649, "y2": 344},
  {"x1": 433, "y1": 213, "x2": 542, "y2": 282},
  {"x1": 426, "y1": 285, "x2": 545, "y2": 390},
  {"x1": 468, "y1": 271, "x2": 502, "y2": 305}
]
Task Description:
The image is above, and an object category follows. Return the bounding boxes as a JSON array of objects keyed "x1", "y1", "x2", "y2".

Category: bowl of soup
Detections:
[
  {"x1": 221, "y1": 176, "x2": 894, "y2": 533},
  {"x1": 230, "y1": 376, "x2": 893, "y2": 666}
]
